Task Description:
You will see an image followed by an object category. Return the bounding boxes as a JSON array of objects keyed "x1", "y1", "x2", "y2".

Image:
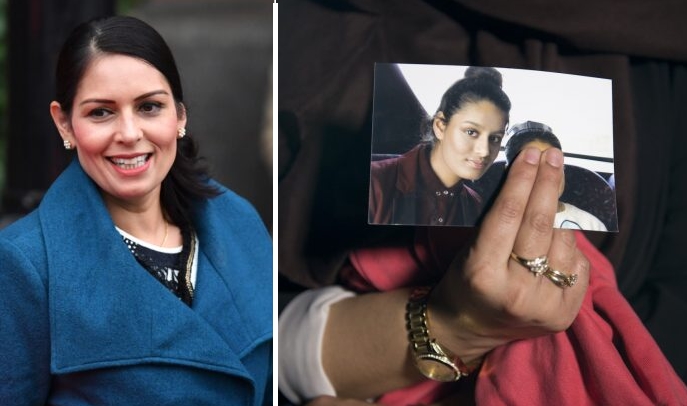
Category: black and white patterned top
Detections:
[{"x1": 116, "y1": 227, "x2": 197, "y2": 304}]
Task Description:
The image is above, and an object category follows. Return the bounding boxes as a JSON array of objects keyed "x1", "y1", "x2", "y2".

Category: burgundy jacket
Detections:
[{"x1": 368, "y1": 143, "x2": 483, "y2": 226}]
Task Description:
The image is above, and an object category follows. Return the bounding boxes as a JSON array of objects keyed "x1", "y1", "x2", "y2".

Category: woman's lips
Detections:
[
  {"x1": 108, "y1": 153, "x2": 152, "y2": 172},
  {"x1": 467, "y1": 159, "x2": 486, "y2": 170}
]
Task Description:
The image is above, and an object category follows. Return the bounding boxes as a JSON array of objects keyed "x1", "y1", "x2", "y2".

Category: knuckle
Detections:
[
  {"x1": 550, "y1": 314, "x2": 575, "y2": 332},
  {"x1": 501, "y1": 287, "x2": 530, "y2": 319},
  {"x1": 497, "y1": 198, "x2": 524, "y2": 225},
  {"x1": 464, "y1": 261, "x2": 493, "y2": 294},
  {"x1": 528, "y1": 212, "x2": 553, "y2": 235},
  {"x1": 577, "y1": 259, "x2": 591, "y2": 286},
  {"x1": 556, "y1": 229, "x2": 577, "y2": 249},
  {"x1": 579, "y1": 256, "x2": 590, "y2": 274},
  {"x1": 570, "y1": 253, "x2": 590, "y2": 280},
  {"x1": 538, "y1": 303, "x2": 576, "y2": 333},
  {"x1": 511, "y1": 161, "x2": 538, "y2": 182},
  {"x1": 553, "y1": 307, "x2": 579, "y2": 332}
]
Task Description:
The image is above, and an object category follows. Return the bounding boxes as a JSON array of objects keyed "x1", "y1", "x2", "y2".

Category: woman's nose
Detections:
[
  {"x1": 474, "y1": 136, "x2": 490, "y2": 157},
  {"x1": 116, "y1": 112, "x2": 142, "y2": 143}
]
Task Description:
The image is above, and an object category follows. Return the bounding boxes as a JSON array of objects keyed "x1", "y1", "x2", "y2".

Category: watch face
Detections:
[{"x1": 416, "y1": 356, "x2": 460, "y2": 382}]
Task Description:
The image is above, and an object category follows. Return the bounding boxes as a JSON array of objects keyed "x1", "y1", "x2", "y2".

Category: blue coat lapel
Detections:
[
  {"x1": 39, "y1": 161, "x2": 256, "y2": 385},
  {"x1": 191, "y1": 183, "x2": 273, "y2": 357}
]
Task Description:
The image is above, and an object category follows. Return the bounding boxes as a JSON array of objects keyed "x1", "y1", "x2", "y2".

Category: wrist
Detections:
[
  {"x1": 405, "y1": 286, "x2": 481, "y2": 382},
  {"x1": 425, "y1": 284, "x2": 504, "y2": 364}
]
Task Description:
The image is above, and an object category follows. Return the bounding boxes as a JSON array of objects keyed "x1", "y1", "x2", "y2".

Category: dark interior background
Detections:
[{"x1": 278, "y1": 0, "x2": 687, "y2": 382}]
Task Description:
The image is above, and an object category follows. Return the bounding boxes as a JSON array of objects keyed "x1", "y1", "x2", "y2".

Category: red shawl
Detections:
[{"x1": 344, "y1": 231, "x2": 687, "y2": 405}]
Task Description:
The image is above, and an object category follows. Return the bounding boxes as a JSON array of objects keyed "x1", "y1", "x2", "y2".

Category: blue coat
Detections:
[{"x1": 0, "y1": 160, "x2": 272, "y2": 405}]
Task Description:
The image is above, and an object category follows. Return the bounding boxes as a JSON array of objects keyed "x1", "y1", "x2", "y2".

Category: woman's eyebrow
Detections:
[
  {"x1": 135, "y1": 90, "x2": 169, "y2": 101},
  {"x1": 79, "y1": 98, "x2": 114, "y2": 106},
  {"x1": 462, "y1": 120, "x2": 504, "y2": 134},
  {"x1": 462, "y1": 120, "x2": 482, "y2": 127},
  {"x1": 78, "y1": 90, "x2": 169, "y2": 106}
]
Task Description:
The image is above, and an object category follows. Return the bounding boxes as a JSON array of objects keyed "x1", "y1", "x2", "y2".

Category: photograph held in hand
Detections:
[{"x1": 368, "y1": 63, "x2": 617, "y2": 232}]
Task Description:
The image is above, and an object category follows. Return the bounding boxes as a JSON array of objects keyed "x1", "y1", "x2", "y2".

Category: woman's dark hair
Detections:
[
  {"x1": 55, "y1": 15, "x2": 220, "y2": 229},
  {"x1": 504, "y1": 121, "x2": 562, "y2": 165},
  {"x1": 421, "y1": 66, "x2": 512, "y2": 144}
]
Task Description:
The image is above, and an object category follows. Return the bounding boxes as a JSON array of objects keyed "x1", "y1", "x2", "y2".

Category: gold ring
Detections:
[
  {"x1": 510, "y1": 252, "x2": 549, "y2": 275},
  {"x1": 543, "y1": 268, "x2": 578, "y2": 288}
]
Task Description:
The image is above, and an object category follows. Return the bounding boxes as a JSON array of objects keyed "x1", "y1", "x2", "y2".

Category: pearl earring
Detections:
[
  {"x1": 178, "y1": 127, "x2": 186, "y2": 139},
  {"x1": 63, "y1": 139, "x2": 72, "y2": 150}
]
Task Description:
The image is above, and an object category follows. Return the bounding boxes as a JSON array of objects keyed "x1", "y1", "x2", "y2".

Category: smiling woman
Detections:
[
  {"x1": 368, "y1": 66, "x2": 511, "y2": 226},
  {"x1": 51, "y1": 55, "x2": 185, "y2": 218},
  {"x1": 0, "y1": 16, "x2": 272, "y2": 405}
]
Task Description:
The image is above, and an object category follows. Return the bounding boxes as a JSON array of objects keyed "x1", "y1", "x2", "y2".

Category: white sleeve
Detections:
[{"x1": 278, "y1": 286, "x2": 356, "y2": 404}]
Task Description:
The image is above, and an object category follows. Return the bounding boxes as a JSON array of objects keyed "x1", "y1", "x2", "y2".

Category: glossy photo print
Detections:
[{"x1": 368, "y1": 63, "x2": 617, "y2": 232}]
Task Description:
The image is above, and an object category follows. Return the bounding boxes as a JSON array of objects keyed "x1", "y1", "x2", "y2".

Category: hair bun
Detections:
[{"x1": 464, "y1": 66, "x2": 503, "y2": 88}]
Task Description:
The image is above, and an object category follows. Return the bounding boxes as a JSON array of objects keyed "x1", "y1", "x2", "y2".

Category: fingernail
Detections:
[
  {"x1": 545, "y1": 149, "x2": 563, "y2": 168},
  {"x1": 523, "y1": 147, "x2": 541, "y2": 164}
]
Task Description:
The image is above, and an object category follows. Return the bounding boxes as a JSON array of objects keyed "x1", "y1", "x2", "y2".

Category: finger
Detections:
[
  {"x1": 549, "y1": 230, "x2": 590, "y2": 295},
  {"x1": 502, "y1": 230, "x2": 585, "y2": 335},
  {"x1": 547, "y1": 230, "x2": 590, "y2": 329},
  {"x1": 510, "y1": 148, "x2": 564, "y2": 264},
  {"x1": 564, "y1": 248, "x2": 590, "y2": 296},
  {"x1": 546, "y1": 229, "x2": 577, "y2": 281},
  {"x1": 536, "y1": 229, "x2": 578, "y2": 294},
  {"x1": 473, "y1": 147, "x2": 541, "y2": 262}
]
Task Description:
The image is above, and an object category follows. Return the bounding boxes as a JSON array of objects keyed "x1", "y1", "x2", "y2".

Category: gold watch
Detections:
[{"x1": 405, "y1": 286, "x2": 472, "y2": 382}]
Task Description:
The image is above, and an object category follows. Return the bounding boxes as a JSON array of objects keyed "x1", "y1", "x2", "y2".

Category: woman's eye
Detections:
[
  {"x1": 139, "y1": 102, "x2": 162, "y2": 114},
  {"x1": 88, "y1": 108, "x2": 112, "y2": 119},
  {"x1": 489, "y1": 136, "x2": 503, "y2": 144},
  {"x1": 465, "y1": 129, "x2": 477, "y2": 137}
]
